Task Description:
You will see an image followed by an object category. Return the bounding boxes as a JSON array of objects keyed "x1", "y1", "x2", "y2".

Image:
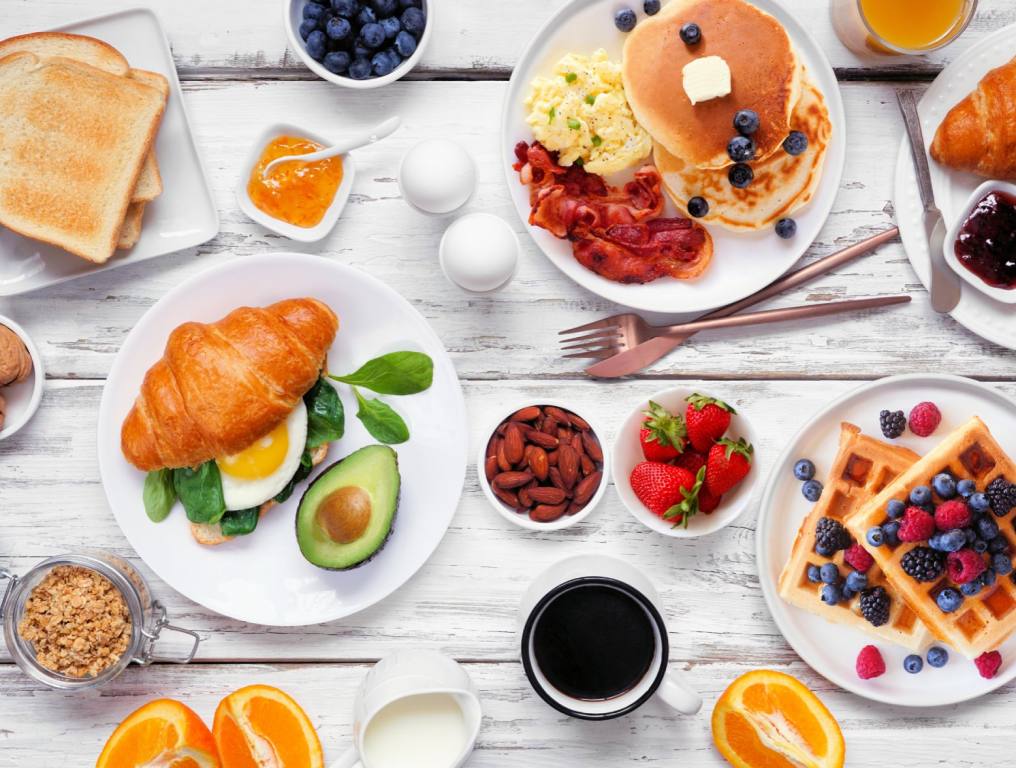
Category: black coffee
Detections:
[{"x1": 532, "y1": 584, "x2": 656, "y2": 701}]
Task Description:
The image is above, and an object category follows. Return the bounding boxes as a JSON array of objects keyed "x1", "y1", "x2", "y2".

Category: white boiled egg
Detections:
[
  {"x1": 439, "y1": 212, "x2": 519, "y2": 292},
  {"x1": 216, "y1": 400, "x2": 308, "y2": 511},
  {"x1": 398, "y1": 138, "x2": 476, "y2": 215}
]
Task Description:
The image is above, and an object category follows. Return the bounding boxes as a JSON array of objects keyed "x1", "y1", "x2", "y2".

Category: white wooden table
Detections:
[{"x1": 2, "y1": 1, "x2": 1015, "y2": 765}]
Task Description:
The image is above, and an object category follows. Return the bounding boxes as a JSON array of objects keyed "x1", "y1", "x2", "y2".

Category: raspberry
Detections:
[
  {"x1": 856, "y1": 645, "x2": 886, "y2": 680},
  {"x1": 947, "y1": 548, "x2": 987, "y2": 585},
  {"x1": 859, "y1": 587, "x2": 890, "y2": 627},
  {"x1": 898, "y1": 506, "x2": 935, "y2": 542},
  {"x1": 909, "y1": 401, "x2": 942, "y2": 437},
  {"x1": 975, "y1": 650, "x2": 1002, "y2": 680},
  {"x1": 844, "y1": 543, "x2": 874, "y2": 572},
  {"x1": 935, "y1": 500, "x2": 971, "y2": 531}
]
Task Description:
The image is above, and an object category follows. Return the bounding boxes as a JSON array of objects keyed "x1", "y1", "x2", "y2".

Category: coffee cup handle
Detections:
[
  {"x1": 329, "y1": 748, "x2": 362, "y2": 768},
  {"x1": 656, "y1": 669, "x2": 703, "y2": 715}
]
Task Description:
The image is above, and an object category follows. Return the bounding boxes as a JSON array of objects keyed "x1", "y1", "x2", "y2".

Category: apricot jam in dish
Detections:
[
  {"x1": 247, "y1": 136, "x2": 344, "y2": 228},
  {"x1": 954, "y1": 191, "x2": 1016, "y2": 290}
]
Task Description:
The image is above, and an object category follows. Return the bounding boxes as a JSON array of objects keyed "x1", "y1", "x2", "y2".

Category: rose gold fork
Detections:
[{"x1": 557, "y1": 227, "x2": 900, "y2": 378}]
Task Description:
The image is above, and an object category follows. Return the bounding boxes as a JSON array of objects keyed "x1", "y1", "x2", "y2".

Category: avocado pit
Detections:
[{"x1": 317, "y1": 485, "x2": 371, "y2": 544}]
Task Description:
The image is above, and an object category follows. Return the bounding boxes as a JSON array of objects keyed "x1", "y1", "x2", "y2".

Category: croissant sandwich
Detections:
[
  {"x1": 122, "y1": 298, "x2": 342, "y2": 546},
  {"x1": 930, "y1": 55, "x2": 1016, "y2": 180}
]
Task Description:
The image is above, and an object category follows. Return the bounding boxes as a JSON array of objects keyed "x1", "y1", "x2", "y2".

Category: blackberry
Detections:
[
  {"x1": 986, "y1": 477, "x2": 1016, "y2": 517},
  {"x1": 879, "y1": 409, "x2": 906, "y2": 439},
  {"x1": 814, "y1": 517, "x2": 851, "y2": 556},
  {"x1": 859, "y1": 586, "x2": 890, "y2": 627},
  {"x1": 901, "y1": 547, "x2": 945, "y2": 582}
]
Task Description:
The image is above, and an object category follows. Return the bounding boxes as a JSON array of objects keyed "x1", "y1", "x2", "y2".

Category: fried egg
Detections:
[{"x1": 216, "y1": 400, "x2": 308, "y2": 511}]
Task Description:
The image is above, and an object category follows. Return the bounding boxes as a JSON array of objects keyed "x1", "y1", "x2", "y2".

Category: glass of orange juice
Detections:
[{"x1": 832, "y1": 0, "x2": 977, "y2": 55}]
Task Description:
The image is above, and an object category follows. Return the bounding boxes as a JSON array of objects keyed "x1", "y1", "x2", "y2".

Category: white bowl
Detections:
[
  {"x1": 236, "y1": 122, "x2": 356, "y2": 242},
  {"x1": 611, "y1": 387, "x2": 760, "y2": 538},
  {"x1": 0, "y1": 314, "x2": 44, "y2": 441},
  {"x1": 284, "y1": 0, "x2": 433, "y2": 90},
  {"x1": 943, "y1": 179, "x2": 1016, "y2": 305},
  {"x1": 477, "y1": 400, "x2": 610, "y2": 531}
]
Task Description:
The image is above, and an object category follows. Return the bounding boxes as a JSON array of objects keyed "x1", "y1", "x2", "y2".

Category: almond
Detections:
[
  {"x1": 558, "y1": 445, "x2": 579, "y2": 489},
  {"x1": 485, "y1": 434, "x2": 498, "y2": 459},
  {"x1": 504, "y1": 424, "x2": 525, "y2": 465},
  {"x1": 484, "y1": 455, "x2": 497, "y2": 482},
  {"x1": 510, "y1": 406, "x2": 542, "y2": 422},
  {"x1": 527, "y1": 431, "x2": 559, "y2": 450},
  {"x1": 573, "y1": 471, "x2": 602, "y2": 506},
  {"x1": 557, "y1": 427, "x2": 573, "y2": 443},
  {"x1": 549, "y1": 466, "x2": 566, "y2": 490},
  {"x1": 495, "y1": 471, "x2": 534, "y2": 489},
  {"x1": 518, "y1": 481, "x2": 537, "y2": 508},
  {"x1": 530, "y1": 503, "x2": 567, "y2": 523},
  {"x1": 548, "y1": 450, "x2": 559, "y2": 466},
  {"x1": 540, "y1": 415, "x2": 559, "y2": 436},
  {"x1": 496, "y1": 439, "x2": 512, "y2": 472},
  {"x1": 569, "y1": 413, "x2": 591, "y2": 431},
  {"x1": 581, "y1": 432, "x2": 603, "y2": 463},
  {"x1": 528, "y1": 447, "x2": 549, "y2": 481},
  {"x1": 580, "y1": 454, "x2": 595, "y2": 476},
  {"x1": 528, "y1": 486, "x2": 567, "y2": 505},
  {"x1": 567, "y1": 500, "x2": 585, "y2": 515},
  {"x1": 571, "y1": 433, "x2": 586, "y2": 459},
  {"x1": 493, "y1": 485, "x2": 519, "y2": 508},
  {"x1": 545, "y1": 406, "x2": 572, "y2": 426}
]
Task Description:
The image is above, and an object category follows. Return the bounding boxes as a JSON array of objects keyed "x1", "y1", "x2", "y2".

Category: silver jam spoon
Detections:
[{"x1": 261, "y1": 116, "x2": 401, "y2": 177}]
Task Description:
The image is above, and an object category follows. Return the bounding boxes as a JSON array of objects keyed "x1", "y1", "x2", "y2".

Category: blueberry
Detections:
[
  {"x1": 886, "y1": 499, "x2": 906, "y2": 519},
  {"x1": 783, "y1": 130, "x2": 808, "y2": 156},
  {"x1": 932, "y1": 472, "x2": 957, "y2": 500},
  {"x1": 383, "y1": 47, "x2": 403, "y2": 69},
  {"x1": 304, "y1": 1, "x2": 329, "y2": 20},
  {"x1": 380, "y1": 16, "x2": 401, "y2": 38},
  {"x1": 821, "y1": 583, "x2": 843, "y2": 605},
  {"x1": 982, "y1": 567, "x2": 997, "y2": 587},
  {"x1": 680, "y1": 22, "x2": 701, "y2": 45},
  {"x1": 371, "y1": 51, "x2": 396, "y2": 76},
  {"x1": 401, "y1": 6, "x2": 426, "y2": 35},
  {"x1": 399, "y1": 0, "x2": 421, "y2": 6},
  {"x1": 940, "y1": 529, "x2": 967, "y2": 552},
  {"x1": 970, "y1": 492, "x2": 990, "y2": 513},
  {"x1": 976, "y1": 516, "x2": 999, "y2": 541},
  {"x1": 957, "y1": 479, "x2": 976, "y2": 498},
  {"x1": 802, "y1": 479, "x2": 823, "y2": 503},
  {"x1": 936, "y1": 588, "x2": 963, "y2": 613},
  {"x1": 794, "y1": 459, "x2": 816, "y2": 481},
  {"x1": 807, "y1": 564, "x2": 822, "y2": 583},
  {"x1": 965, "y1": 527, "x2": 978, "y2": 545},
  {"x1": 353, "y1": 41, "x2": 372, "y2": 57},
  {"x1": 927, "y1": 646, "x2": 949, "y2": 668},
  {"x1": 326, "y1": 16, "x2": 352, "y2": 40},
  {"x1": 882, "y1": 521, "x2": 901, "y2": 547},
  {"x1": 348, "y1": 56, "x2": 372, "y2": 79},
  {"x1": 373, "y1": 0, "x2": 399, "y2": 14},
  {"x1": 614, "y1": 8, "x2": 637, "y2": 32},
  {"x1": 331, "y1": 0, "x2": 360, "y2": 17},
  {"x1": 357, "y1": 6, "x2": 378, "y2": 25},
  {"x1": 727, "y1": 135, "x2": 755, "y2": 163},
  {"x1": 728, "y1": 163, "x2": 753, "y2": 189},
  {"x1": 993, "y1": 553, "x2": 1013, "y2": 576},
  {"x1": 866, "y1": 526, "x2": 885, "y2": 547},
  {"x1": 394, "y1": 29, "x2": 417, "y2": 57},
  {"x1": 775, "y1": 218, "x2": 797, "y2": 239},
  {"x1": 644, "y1": 0, "x2": 662, "y2": 14},
  {"x1": 960, "y1": 579, "x2": 982, "y2": 596},
  {"x1": 322, "y1": 50, "x2": 351, "y2": 73},
  {"x1": 820, "y1": 562, "x2": 840, "y2": 584},
  {"x1": 909, "y1": 485, "x2": 931, "y2": 506},
  {"x1": 846, "y1": 571, "x2": 868, "y2": 592},
  {"x1": 904, "y1": 654, "x2": 924, "y2": 674},
  {"x1": 686, "y1": 196, "x2": 709, "y2": 218},
  {"x1": 990, "y1": 537, "x2": 1010, "y2": 555},
  {"x1": 841, "y1": 585, "x2": 856, "y2": 600},
  {"x1": 733, "y1": 109, "x2": 760, "y2": 136},
  {"x1": 974, "y1": 538, "x2": 990, "y2": 554},
  {"x1": 305, "y1": 29, "x2": 328, "y2": 60},
  {"x1": 299, "y1": 18, "x2": 320, "y2": 40}
]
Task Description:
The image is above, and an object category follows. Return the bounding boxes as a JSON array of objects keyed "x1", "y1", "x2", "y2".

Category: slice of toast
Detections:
[
  {"x1": 0, "y1": 53, "x2": 165, "y2": 263},
  {"x1": 117, "y1": 202, "x2": 146, "y2": 250},
  {"x1": 0, "y1": 33, "x2": 165, "y2": 203}
]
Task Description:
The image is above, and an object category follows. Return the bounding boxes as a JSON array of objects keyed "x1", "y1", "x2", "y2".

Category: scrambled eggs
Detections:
[{"x1": 525, "y1": 49, "x2": 651, "y2": 175}]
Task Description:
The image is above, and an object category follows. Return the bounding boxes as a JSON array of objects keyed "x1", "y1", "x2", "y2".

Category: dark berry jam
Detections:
[{"x1": 954, "y1": 191, "x2": 1016, "y2": 290}]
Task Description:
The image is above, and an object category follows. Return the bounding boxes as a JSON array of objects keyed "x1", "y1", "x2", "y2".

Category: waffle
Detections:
[
  {"x1": 845, "y1": 416, "x2": 1016, "y2": 659},
  {"x1": 779, "y1": 423, "x2": 932, "y2": 650}
]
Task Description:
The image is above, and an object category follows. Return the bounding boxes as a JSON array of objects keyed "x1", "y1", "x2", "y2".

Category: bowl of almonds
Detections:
[
  {"x1": 0, "y1": 314, "x2": 43, "y2": 441},
  {"x1": 478, "y1": 402, "x2": 609, "y2": 530}
]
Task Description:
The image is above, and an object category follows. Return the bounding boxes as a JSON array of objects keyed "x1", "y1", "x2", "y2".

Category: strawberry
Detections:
[
  {"x1": 705, "y1": 437, "x2": 753, "y2": 496},
  {"x1": 639, "y1": 401, "x2": 687, "y2": 462},
  {"x1": 673, "y1": 449, "x2": 707, "y2": 476},
  {"x1": 698, "y1": 484, "x2": 722, "y2": 514},
  {"x1": 685, "y1": 393, "x2": 736, "y2": 453},
  {"x1": 629, "y1": 462, "x2": 702, "y2": 527}
]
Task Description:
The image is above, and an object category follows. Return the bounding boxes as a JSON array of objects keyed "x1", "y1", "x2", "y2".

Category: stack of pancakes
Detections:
[{"x1": 622, "y1": 0, "x2": 831, "y2": 231}]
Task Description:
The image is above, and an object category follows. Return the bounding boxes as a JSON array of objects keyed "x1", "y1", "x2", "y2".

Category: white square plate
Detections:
[{"x1": 0, "y1": 8, "x2": 218, "y2": 297}]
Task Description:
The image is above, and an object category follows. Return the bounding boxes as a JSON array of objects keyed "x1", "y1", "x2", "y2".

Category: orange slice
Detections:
[
  {"x1": 97, "y1": 698, "x2": 220, "y2": 768},
  {"x1": 213, "y1": 685, "x2": 324, "y2": 768},
  {"x1": 712, "y1": 670, "x2": 845, "y2": 768}
]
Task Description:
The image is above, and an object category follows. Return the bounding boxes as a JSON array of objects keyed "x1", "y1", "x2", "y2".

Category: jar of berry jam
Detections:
[{"x1": 947, "y1": 183, "x2": 1016, "y2": 300}]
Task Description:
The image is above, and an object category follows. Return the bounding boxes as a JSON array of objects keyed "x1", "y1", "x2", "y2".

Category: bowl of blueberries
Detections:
[{"x1": 286, "y1": 0, "x2": 430, "y2": 88}]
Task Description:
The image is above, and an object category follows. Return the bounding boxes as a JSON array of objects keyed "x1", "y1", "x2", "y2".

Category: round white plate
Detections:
[
  {"x1": 757, "y1": 374, "x2": 1016, "y2": 706},
  {"x1": 894, "y1": 23, "x2": 1016, "y2": 350},
  {"x1": 501, "y1": 0, "x2": 846, "y2": 314},
  {"x1": 97, "y1": 254, "x2": 468, "y2": 626}
]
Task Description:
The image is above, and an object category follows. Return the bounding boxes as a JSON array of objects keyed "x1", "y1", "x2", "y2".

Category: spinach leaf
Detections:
[
  {"x1": 273, "y1": 450, "x2": 314, "y2": 505},
  {"x1": 354, "y1": 387, "x2": 409, "y2": 444},
  {"x1": 304, "y1": 377, "x2": 344, "y2": 449},
  {"x1": 220, "y1": 507, "x2": 260, "y2": 537},
  {"x1": 329, "y1": 351, "x2": 433, "y2": 395},
  {"x1": 143, "y1": 469, "x2": 177, "y2": 523},
  {"x1": 172, "y1": 461, "x2": 226, "y2": 524}
]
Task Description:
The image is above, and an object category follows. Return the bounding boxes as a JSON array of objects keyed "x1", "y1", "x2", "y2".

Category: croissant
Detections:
[
  {"x1": 121, "y1": 298, "x2": 339, "y2": 472},
  {"x1": 930, "y1": 55, "x2": 1016, "y2": 180}
]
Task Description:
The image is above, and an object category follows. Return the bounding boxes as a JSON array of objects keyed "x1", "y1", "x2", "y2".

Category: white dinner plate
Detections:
[
  {"x1": 501, "y1": 0, "x2": 846, "y2": 314},
  {"x1": 0, "y1": 8, "x2": 218, "y2": 297},
  {"x1": 893, "y1": 23, "x2": 1016, "y2": 350},
  {"x1": 757, "y1": 374, "x2": 1016, "y2": 706},
  {"x1": 97, "y1": 254, "x2": 468, "y2": 626}
]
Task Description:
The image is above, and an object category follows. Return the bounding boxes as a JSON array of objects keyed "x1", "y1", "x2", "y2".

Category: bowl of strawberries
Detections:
[{"x1": 611, "y1": 388, "x2": 760, "y2": 537}]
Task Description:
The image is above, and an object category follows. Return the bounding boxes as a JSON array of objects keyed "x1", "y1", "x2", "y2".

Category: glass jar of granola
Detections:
[{"x1": 0, "y1": 551, "x2": 201, "y2": 690}]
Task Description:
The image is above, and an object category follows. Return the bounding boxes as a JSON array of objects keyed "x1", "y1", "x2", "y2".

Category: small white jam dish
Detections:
[
  {"x1": 236, "y1": 123, "x2": 356, "y2": 243},
  {"x1": 943, "y1": 179, "x2": 1016, "y2": 305},
  {"x1": 478, "y1": 401, "x2": 610, "y2": 532},
  {"x1": 0, "y1": 314, "x2": 44, "y2": 442}
]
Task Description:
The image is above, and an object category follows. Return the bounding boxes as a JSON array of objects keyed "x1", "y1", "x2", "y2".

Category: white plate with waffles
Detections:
[{"x1": 758, "y1": 374, "x2": 1016, "y2": 706}]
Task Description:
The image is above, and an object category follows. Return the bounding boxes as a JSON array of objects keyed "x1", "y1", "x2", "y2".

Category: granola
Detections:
[{"x1": 17, "y1": 565, "x2": 132, "y2": 678}]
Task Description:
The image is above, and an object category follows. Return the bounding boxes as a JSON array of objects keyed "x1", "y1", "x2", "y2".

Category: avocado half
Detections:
[{"x1": 296, "y1": 444, "x2": 400, "y2": 570}]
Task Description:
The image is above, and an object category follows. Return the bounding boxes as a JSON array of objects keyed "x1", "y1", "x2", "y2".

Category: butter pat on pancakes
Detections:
[{"x1": 682, "y1": 56, "x2": 731, "y2": 105}]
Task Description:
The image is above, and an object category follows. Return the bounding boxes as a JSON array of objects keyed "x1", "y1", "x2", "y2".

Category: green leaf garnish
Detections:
[
  {"x1": 548, "y1": 106, "x2": 556, "y2": 124},
  {"x1": 329, "y1": 351, "x2": 433, "y2": 395},
  {"x1": 585, "y1": 94, "x2": 596, "y2": 105},
  {"x1": 220, "y1": 507, "x2": 259, "y2": 537},
  {"x1": 564, "y1": 72, "x2": 577, "y2": 83},
  {"x1": 304, "y1": 377, "x2": 345, "y2": 449},
  {"x1": 591, "y1": 134, "x2": 602, "y2": 147},
  {"x1": 173, "y1": 461, "x2": 226, "y2": 525},
  {"x1": 143, "y1": 469, "x2": 176, "y2": 522},
  {"x1": 567, "y1": 117, "x2": 582, "y2": 131},
  {"x1": 353, "y1": 387, "x2": 410, "y2": 445}
]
